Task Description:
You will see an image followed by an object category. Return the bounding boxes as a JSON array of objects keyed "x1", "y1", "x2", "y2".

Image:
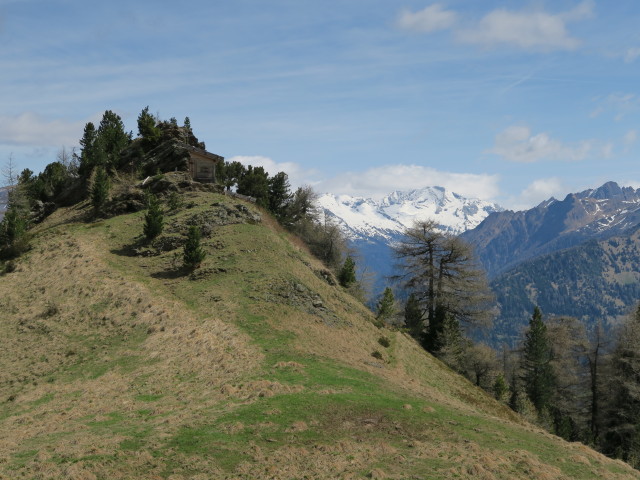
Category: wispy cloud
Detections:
[
  {"x1": 0, "y1": 112, "x2": 90, "y2": 148},
  {"x1": 397, "y1": 1, "x2": 594, "y2": 51},
  {"x1": 396, "y1": 4, "x2": 458, "y2": 33},
  {"x1": 488, "y1": 125, "x2": 593, "y2": 163},
  {"x1": 591, "y1": 93, "x2": 640, "y2": 121}
]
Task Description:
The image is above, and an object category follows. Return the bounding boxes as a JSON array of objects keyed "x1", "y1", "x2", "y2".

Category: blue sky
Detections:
[{"x1": 2, "y1": 0, "x2": 640, "y2": 209}]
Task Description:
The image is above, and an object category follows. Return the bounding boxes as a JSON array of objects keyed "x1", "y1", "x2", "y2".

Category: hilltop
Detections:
[{"x1": 0, "y1": 177, "x2": 636, "y2": 479}]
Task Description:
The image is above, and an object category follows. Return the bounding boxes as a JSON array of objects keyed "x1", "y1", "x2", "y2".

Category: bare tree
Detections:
[
  {"x1": 394, "y1": 220, "x2": 493, "y2": 353},
  {"x1": 1, "y1": 153, "x2": 18, "y2": 187}
]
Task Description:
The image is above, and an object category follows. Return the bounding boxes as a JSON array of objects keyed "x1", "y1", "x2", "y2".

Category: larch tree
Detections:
[{"x1": 393, "y1": 220, "x2": 493, "y2": 353}]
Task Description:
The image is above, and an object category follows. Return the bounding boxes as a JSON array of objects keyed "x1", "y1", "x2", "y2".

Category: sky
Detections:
[{"x1": 2, "y1": 0, "x2": 640, "y2": 210}]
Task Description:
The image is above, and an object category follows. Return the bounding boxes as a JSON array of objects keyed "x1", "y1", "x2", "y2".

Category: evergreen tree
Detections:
[
  {"x1": 521, "y1": 306, "x2": 555, "y2": 413},
  {"x1": 90, "y1": 166, "x2": 110, "y2": 214},
  {"x1": 237, "y1": 165, "x2": 269, "y2": 206},
  {"x1": 376, "y1": 287, "x2": 395, "y2": 322},
  {"x1": 137, "y1": 106, "x2": 161, "y2": 150},
  {"x1": 220, "y1": 161, "x2": 246, "y2": 191},
  {"x1": 267, "y1": 171, "x2": 292, "y2": 219},
  {"x1": 184, "y1": 116, "x2": 192, "y2": 132},
  {"x1": 437, "y1": 313, "x2": 465, "y2": 371},
  {"x1": 143, "y1": 194, "x2": 164, "y2": 241},
  {"x1": 78, "y1": 122, "x2": 99, "y2": 176},
  {"x1": 97, "y1": 110, "x2": 131, "y2": 170},
  {"x1": 183, "y1": 225, "x2": 206, "y2": 270},
  {"x1": 338, "y1": 256, "x2": 357, "y2": 288},
  {"x1": 0, "y1": 205, "x2": 28, "y2": 259},
  {"x1": 404, "y1": 293, "x2": 423, "y2": 340}
]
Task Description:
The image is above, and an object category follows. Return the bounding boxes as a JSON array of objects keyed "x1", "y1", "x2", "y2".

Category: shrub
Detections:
[{"x1": 378, "y1": 336, "x2": 391, "y2": 348}]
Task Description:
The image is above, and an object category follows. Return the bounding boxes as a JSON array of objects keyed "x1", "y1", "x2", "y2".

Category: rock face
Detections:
[{"x1": 461, "y1": 181, "x2": 640, "y2": 279}]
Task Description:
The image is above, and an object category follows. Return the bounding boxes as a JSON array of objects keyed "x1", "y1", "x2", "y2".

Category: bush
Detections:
[{"x1": 378, "y1": 336, "x2": 391, "y2": 348}]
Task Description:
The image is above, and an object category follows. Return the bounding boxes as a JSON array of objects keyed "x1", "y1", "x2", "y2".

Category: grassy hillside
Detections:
[{"x1": 0, "y1": 185, "x2": 638, "y2": 479}]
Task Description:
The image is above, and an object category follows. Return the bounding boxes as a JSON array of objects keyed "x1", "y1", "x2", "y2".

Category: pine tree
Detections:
[
  {"x1": 376, "y1": 287, "x2": 395, "y2": 322},
  {"x1": 143, "y1": 194, "x2": 164, "y2": 241},
  {"x1": 97, "y1": 110, "x2": 131, "y2": 170},
  {"x1": 137, "y1": 106, "x2": 161, "y2": 150},
  {"x1": 78, "y1": 122, "x2": 99, "y2": 176},
  {"x1": 183, "y1": 225, "x2": 206, "y2": 270},
  {"x1": 268, "y1": 172, "x2": 292, "y2": 220},
  {"x1": 404, "y1": 293, "x2": 423, "y2": 340},
  {"x1": 0, "y1": 205, "x2": 28, "y2": 259},
  {"x1": 90, "y1": 166, "x2": 110, "y2": 215},
  {"x1": 338, "y1": 256, "x2": 357, "y2": 288},
  {"x1": 521, "y1": 306, "x2": 555, "y2": 413}
]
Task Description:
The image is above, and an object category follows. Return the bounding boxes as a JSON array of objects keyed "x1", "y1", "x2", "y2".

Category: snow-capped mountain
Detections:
[
  {"x1": 318, "y1": 187, "x2": 503, "y2": 297},
  {"x1": 318, "y1": 186, "x2": 503, "y2": 242}
]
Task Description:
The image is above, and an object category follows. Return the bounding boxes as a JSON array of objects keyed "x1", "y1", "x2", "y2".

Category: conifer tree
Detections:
[
  {"x1": 267, "y1": 172, "x2": 292, "y2": 220},
  {"x1": 183, "y1": 225, "x2": 206, "y2": 270},
  {"x1": 521, "y1": 306, "x2": 555, "y2": 413},
  {"x1": 0, "y1": 205, "x2": 28, "y2": 259},
  {"x1": 376, "y1": 287, "x2": 395, "y2": 322},
  {"x1": 79, "y1": 122, "x2": 98, "y2": 176},
  {"x1": 143, "y1": 194, "x2": 164, "y2": 241},
  {"x1": 97, "y1": 110, "x2": 131, "y2": 170},
  {"x1": 90, "y1": 166, "x2": 110, "y2": 215},
  {"x1": 338, "y1": 256, "x2": 357, "y2": 288},
  {"x1": 404, "y1": 293, "x2": 423, "y2": 340}
]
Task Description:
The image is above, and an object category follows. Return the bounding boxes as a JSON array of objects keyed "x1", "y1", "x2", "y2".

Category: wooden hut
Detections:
[{"x1": 185, "y1": 145, "x2": 224, "y2": 183}]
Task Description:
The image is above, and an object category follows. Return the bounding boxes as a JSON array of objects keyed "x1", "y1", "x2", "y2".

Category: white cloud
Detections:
[
  {"x1": 510, "y1": 177, "x2": 567, "y2": 211},
  {"x1": 456, "y1": 1, "x2": 593, "y2": 51},
  {"x1": 591, "y1": 93, "x2": 640, "y2": 121},
  {"x1": 316, "y1": 164, "x2": 500, "y2": 201},
  {"x1": 396, "y1": 4, "x2": 458, "y2": 33},
  {"x1": 396, "y1": 2, "x2": 594, "y2": 51},
  {"x1": 226, "y1": 155, "x2": 320, "y2": 191},
  {"x1": 0, "y1": 112, "x2": 88, "y2": 147},
  {"x1": 489, "y1": 125, "x2": 592, "y2": 163}
]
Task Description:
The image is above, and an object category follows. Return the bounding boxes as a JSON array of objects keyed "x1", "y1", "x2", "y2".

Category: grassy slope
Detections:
[{"x1": 0, "y1": 189, "x2": 637, "y2": 480}]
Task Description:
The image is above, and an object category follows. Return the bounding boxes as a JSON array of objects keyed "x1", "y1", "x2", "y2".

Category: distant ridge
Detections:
[{"x1": 461, "y1": 181, "x2": 640, "y2": 278}]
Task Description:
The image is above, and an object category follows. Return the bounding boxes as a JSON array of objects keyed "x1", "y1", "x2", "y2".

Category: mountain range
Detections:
[
  {"x1": 461, "y1": 181, "x2": 640, "y2": 279},
  {"x1": 318, "y1": 187, "x2": 502, "y2": 293},
  {"x1": 322, "y1": 181, "x2": 640, "y2": 345}
]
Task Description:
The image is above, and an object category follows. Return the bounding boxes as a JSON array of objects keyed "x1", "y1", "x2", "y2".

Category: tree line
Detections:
[{"x1": 377, "y1": 218, "x2": 640, "y2": 468}]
